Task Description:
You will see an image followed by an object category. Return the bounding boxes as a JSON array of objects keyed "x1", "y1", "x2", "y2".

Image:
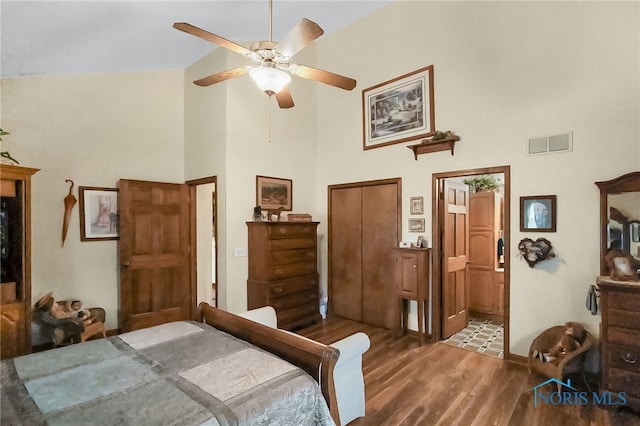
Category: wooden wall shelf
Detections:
[{"x1": 407, "y1": 135, "x2": 460, "y2": 160}]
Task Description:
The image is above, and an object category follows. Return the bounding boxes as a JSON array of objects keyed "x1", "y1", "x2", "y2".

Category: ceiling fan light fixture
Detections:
[{"x1": 249, "y1": 63, "x2": 291, "y2": 95}]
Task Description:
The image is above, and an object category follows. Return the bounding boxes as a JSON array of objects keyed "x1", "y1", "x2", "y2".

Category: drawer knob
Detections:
[
  {"x1": 275, "y1": 302, "x2": 283, "y2": 308},
  {"x1": 279, "y1": 228, "x2": 287, "y2": 234},
  {"x1": 623, "y1": 353, "x2": 637, "y2": 364},
  {"x1": 274, "y1": 287, "x2": 283, "y2": 293},
  {"x1": 275, "y1": 269, "x2": 282, "y2": 276}
]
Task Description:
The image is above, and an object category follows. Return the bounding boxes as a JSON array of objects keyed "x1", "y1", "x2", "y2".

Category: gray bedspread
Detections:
[{"x1": 0, "y1": 321, "x2": 335, "y2": 426}]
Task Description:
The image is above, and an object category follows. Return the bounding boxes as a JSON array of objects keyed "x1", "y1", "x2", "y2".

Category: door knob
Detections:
[{"x1": 122, "y1": 262, "x2": 131, "y2": 267}]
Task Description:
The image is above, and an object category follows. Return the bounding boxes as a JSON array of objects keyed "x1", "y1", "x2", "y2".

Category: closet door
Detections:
[
  {"x1": 362, "y1": 184, "x2": 398, "y2": 328},
  {"x1": 328, "y1": 179, "x2": 400, "y2": 329},
  {"x1": 329, "y1": 187, "x2": 362, "y2": 321}
]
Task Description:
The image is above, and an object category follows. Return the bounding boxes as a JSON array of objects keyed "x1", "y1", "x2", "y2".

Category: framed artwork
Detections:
[
  {"x1": 416, "y1": 236, "x2": 424, "y2": 248},
  {"x1": 79, "y1": 187, "x2": 119, "y2": 241},
  {"x1": 520, "y1": 195, "x2": 557, "y2": 232},
  {"x1": 605, "y1": 250, "x2": 638, "y2": 281},
  {"x1": 408, "y1": 218, "x2": 425, "y2": 233},
  {"x1": 362, "y1": 65, "x2": 435, "y2": 150},
  {"x1": 410, "y1": 196, "x2": 424, "y2": 215},
  {"x1": 256, "y1": 175, "x2": 293, "y2": 211}
]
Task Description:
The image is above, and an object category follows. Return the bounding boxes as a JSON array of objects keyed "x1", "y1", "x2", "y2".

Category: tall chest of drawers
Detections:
[
  {"x1": 247, "y1": 222, "x2": 321, "y2": 330},
  {"x1": 597, "y1": 276, "x2": 640, "y2": 411}
]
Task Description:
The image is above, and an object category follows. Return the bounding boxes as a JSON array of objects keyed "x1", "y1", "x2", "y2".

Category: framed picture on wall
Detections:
[
  {"x1": 410, "y1": 196, "x2": 424, "y2": 215},
  {"x1": 362, "y1": 65, "x2": 436, "y2": 150},
  {"x1": 520, "y1": 195, "x2": 557, "y2": 232},
  {"x1": 256, "y1": 176, "x2": 293, "y2": 211},
  {"x1": 408, "y1": 218, "x2": 425, "y2": 233},
  {"x1": 79, "y1": 187, "x2": 119, "y2": 241}
]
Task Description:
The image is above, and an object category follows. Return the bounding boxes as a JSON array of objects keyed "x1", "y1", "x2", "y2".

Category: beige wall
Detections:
[
  {"x1": 1, "y1": 71, "x2": 184, "y2": 330},
  {"x1": 312, "y1": 1, "x2": 639, "y2": 356},
  {"x1": 1, "y1": 1, "x2": 638, "y2": 357},
  {"x1": 184, "y1": 42, "x2": 319, "y2": 314}
]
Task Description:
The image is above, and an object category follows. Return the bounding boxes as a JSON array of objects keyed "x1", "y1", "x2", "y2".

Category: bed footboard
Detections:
[{"x1": 198, "y1": 303, "x2": 340, "y2": 424}]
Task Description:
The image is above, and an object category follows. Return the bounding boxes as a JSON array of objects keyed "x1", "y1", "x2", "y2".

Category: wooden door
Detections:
[
  {"x1": 328, "y1": 179, "x2": 400, "y2": 329},
  {"x1": 441, "y1": 180, "x2": 470, "y2": 338},
  {"x1": 362, "y1": 184, "x2": 398, "y2": 329},
  {"x1": 118, "y1": 179, "x2": 191, "y2": 332},
  {"x1": 329, "y1": 187, "x2": 363, "y2": 321}
]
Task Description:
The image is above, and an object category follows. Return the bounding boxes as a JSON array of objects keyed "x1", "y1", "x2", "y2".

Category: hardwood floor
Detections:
[{"x1": 298, "y1": 316, "x2": 640, "y2": 426}]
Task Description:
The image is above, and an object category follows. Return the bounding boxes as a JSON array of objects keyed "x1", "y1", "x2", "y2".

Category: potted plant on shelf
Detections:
[
  {"x1": 0, "y1": 128, "x2": 19, "y2": 165},
  {"x1": 464, "y1": 175, "x2": 501, "y2": 193}
]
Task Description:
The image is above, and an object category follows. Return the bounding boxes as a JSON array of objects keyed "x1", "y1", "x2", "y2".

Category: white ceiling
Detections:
[{"x1": 1, "y1": 0, "x2": 391, "y2": 78}]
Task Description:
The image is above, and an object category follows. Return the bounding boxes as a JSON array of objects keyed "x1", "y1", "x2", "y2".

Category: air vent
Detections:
[{"x1": 527, "y1": 132, "x2": 572, "y2": 156}]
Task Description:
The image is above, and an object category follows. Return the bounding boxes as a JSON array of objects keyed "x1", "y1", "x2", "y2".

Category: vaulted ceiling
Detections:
[{"x1": 1, "y1": 1, "x2": 390, "y2": 78}]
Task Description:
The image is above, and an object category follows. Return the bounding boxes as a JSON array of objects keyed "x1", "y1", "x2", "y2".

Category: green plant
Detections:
[
  {"x1": 0, "y1": 128, "x2": 19, "y2": 164},
  {"x1": 464, "y1": 175, "x2": 501, "y2": 193}
]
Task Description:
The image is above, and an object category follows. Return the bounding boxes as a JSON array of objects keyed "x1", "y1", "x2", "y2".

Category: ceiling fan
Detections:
[{"x1": 173, "y1": 0, "x2": 357, "y2": 109}]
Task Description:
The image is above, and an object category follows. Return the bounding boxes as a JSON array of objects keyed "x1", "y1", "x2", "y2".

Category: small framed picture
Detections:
[
  {"x1": 410, "y1": 196, "x2": 424, "y2": 215},
  {"x1": 408, "y1": 218, "x2": 425, "y2": 233},
  {"x1": 256, "y1": 175, "x2": 293, "y2": 211},
  {"x1": 79, "y1": 187, "x2": 119, "y2": 241},
  {"x1": 416, "y1": 236, "x2": 424, "y2": 248},
  {"x1": 606, "y1": 250, "x2": 638, "y2": 281},
  {"x1": 520, "y1": 195, "x2": 557, "y2": 232}
]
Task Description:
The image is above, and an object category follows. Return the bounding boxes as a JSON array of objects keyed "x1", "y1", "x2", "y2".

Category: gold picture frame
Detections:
[{"x1": 362, "y1": 66, "x2": 436, "y2": 150}]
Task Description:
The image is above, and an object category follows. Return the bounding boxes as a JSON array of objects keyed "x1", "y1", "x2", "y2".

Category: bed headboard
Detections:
[{"x1": 198, "y1": 303, "x2": 340, "y2": 424}]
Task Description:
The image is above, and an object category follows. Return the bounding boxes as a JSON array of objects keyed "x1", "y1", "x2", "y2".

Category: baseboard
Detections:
[{"x1": 506, "y1": 353, "x2": 528, "y2": 367}]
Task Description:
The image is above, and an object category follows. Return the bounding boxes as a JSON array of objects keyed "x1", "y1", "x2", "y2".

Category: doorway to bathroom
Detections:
[{"x1": 431, "y1": 166, "x2": 510, "y2": 360}]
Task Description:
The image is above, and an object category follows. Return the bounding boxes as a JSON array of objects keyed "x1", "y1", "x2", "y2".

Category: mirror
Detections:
[{"x1": 596, "y1": 172, "x2": 640, "y2": 276}]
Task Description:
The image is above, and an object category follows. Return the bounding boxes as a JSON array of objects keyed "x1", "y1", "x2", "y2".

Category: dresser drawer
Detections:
[
  {"x1": 268, "y1": 224, "x2": 317, "y2": 238},
  {"x1": 608, "y1": 291, "x2": 640, "y2": 312},
  {"x1": 270, "y1": 249, "x2": 316, "y2": 266},
  {"x1": 268, "y1": 276, "x2": 318, "y2": 299},
  {"x1": 269, "y1": 263, "x2": 316, "y2": 280},
  {"x1": 607, "y1": 343, "x2": 640, "y2": 374},
  {"x1": 607, "y1": 326, "x2": 640, "y2": 347},
  {"x1": 608, "y1": 310, "x2": 640, "y2": 330},
  {"x1": 269, "y1": 238, "x2": 315, "y2": 251},
  {"x1": 270, "y1": 290, "x2": 318, "y2": 311},
  {"x1": 607, "y1": 367, "x2": 640, "y2": 396}
]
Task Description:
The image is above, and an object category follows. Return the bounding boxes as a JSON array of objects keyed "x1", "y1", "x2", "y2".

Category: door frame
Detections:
[
  {"x1": 431, "y1": 165, "x2": 511, "y2": 360},
  {"x1": 186, "y1": 176, "x2": 218, "y2": 312}
]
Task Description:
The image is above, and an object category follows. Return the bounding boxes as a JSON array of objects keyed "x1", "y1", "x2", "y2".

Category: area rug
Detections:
[{"x1": 442, "y1": 318, "x2": 504, "y2": 359}]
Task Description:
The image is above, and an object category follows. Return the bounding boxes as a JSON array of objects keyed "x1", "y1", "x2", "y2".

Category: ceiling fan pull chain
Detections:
[
  {"x1": 268, "y1": 96, "x2": 272, "y2": 143},
  {"x1": 268, "y1": 0, "x2": 273, "y2": 42}
]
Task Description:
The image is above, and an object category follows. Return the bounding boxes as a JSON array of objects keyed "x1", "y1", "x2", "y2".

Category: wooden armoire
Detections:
[
  {"x1": 1, "y1": 164, "x2": 39, "y2": 360},
  {"x1": 328, "y1": 179, "x2": 400, "y2": 329},
  {"x1": 468, "y1": 191, "x2": 504, "y2": 317}
]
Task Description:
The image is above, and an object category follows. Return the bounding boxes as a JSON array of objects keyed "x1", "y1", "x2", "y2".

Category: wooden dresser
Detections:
[
  {"x1": 597, "y1": 276, "x2": 640, "y2": 411},
  {"x1": 247, "y1": 221, "x2": 320, "y2": 330}
]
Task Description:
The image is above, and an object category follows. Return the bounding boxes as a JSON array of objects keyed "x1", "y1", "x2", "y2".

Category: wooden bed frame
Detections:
[{"x1": 198, "y1": 302, "x2": 341, "y2": 424}]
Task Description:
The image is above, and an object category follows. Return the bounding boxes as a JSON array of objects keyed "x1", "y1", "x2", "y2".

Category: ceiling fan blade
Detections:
[
  {"x1": 275, "y1": 86, "x2": 295, "y2": 109},
  {"x1": 173, "y1": 22, "x2": 252, "y2": 56},
  {"x1": 194, "y1": 66, "x2": 251, "y2": 87},
  {"x1": 289, "y1": 64, "x2": 357, "y2": 91},
  {"x1": 275, "y1": 18, "x2": 324, "y2": 58}
]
